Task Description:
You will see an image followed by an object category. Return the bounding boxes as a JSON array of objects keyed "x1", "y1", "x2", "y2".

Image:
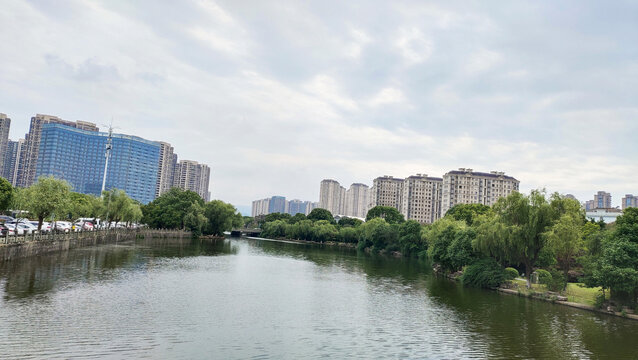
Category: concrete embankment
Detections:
[
  {"x1": 497, "y1": 287, "x2": 638, "y2": 321},
  {"x1": 0, "y1": 229, "x2": 190, "y2": 262}
]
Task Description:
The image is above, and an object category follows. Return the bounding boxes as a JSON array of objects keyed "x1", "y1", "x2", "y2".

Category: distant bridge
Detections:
[{"x1": 230, "y1": 228, "x2": 262, "y2": 237}]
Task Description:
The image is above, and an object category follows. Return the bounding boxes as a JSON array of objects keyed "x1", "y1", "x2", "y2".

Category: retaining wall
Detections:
[{"x1": 0, "y1": 229, "x2": 190, "y2": 262}]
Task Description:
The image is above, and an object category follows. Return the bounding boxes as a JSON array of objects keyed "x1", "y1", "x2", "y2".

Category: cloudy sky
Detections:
[{"x1": 1, "y1": 0, "x2": 637, "y2": 212}]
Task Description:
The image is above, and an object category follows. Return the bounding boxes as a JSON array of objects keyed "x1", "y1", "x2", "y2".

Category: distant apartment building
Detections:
[
  {"x1": 2, "y1": 139, "x2": 25, "y2": 186},
  {"x1": 0, "y1": 114, "x2": 10, "y2": 176},
  {"x1": 173, "y1": 160, "x2": 211, "y2": 201},
  {"x1": 584, "y1": 200, "x2": 595, "y2": 211},
  {"x1": 21, "y1": 114, "x2": 99, "y2": 187},
  {"x1": 441, "y1": 168, "x2": 520, "y2": 216},
  {"x1": 400, "y1": 174, "x2": 443, "y2": 224},
  {"x1": 622, "y1": 194, "x2": 637, "y2": 210},
  {"x1": 252, "y1": 198, "x2": 270, "y2": 216},
  {"x1": 287, "y1": 199, "x2": 308, "y2": 216},
  {"x1": 156, "y1": 142, "x2": 175, "y2": 198},
  {"x1": 319, "y1": 179, "x2": 346, "y2": 215},
  {"x1": 305, "y1": 201, "x2": 319, "y2": 215},
  {"x1": 36, "y1": 123, "x2": 160, "y2": 204},
  {"x1": 268, "y1": 196, "x2": 287, "y2": 214},
  {"x1": 345, "y1": 183, "x2": 369, "y2": 219},
  {"x1": 370, "y1": 176, "x2": 404, "y2": 210},
  {"x1": 593, "y1": 191, "x2": 612, "y2": 209}
]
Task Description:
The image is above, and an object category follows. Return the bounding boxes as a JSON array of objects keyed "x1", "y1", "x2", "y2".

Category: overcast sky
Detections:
[{"x1": 1, "y1": 0, "x2": 637, "y2": 212}]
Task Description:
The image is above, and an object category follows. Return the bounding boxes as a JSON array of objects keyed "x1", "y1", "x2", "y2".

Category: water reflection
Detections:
[{"x1": 0, "y1": 237, "x2": 637, "y2": 359}]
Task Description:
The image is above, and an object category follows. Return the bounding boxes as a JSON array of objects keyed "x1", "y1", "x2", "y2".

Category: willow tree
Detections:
[
  {"x1": 474, "y1": 190, "x2": 556, "y2": 288},
  {"x1": 24, "y1": 176, "x2": 71, "y2": 230}
]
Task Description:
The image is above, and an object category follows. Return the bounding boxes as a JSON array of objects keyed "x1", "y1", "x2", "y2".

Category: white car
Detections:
[
  {"x1": 30, "y1": 221, "x2": 52, "y2": 233},
  {"x1": 4, "y1": 223, "x2": 25, "y2": 235},
  {"x1": 55, "y1": 222, "x2": 72, "y2": 233},
  {"x1": 17, "y1": 222, "x2": 38, "y2": 234}
]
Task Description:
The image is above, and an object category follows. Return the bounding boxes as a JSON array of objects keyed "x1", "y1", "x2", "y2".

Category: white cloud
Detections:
[
  {"x1": 367, "y1": 87, "x2": 407, "y2": 107},
  {"x1": 464, "y1": 49, "x2": 502, "y2": 74},
  {"x1": 395, "y1": 27, "x2": 433, "y2": 64}
]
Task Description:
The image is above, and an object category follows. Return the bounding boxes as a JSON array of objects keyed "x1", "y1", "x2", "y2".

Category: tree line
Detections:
[
  {"x1": 256, "y1": 190, "x2": 638, "y2": 308},
  {"x1": 0, "y1": 176, "x2": 143, "y2": 229}
]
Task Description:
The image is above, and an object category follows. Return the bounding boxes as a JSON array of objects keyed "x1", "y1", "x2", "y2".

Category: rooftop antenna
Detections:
[{"x1": 101, "y1": 119, "x2": 119, "y2": 196}]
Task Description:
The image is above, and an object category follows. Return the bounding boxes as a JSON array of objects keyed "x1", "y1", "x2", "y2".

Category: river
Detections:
[{"x1": 0, "y1": 237, "x2": 636, "y2": 359}]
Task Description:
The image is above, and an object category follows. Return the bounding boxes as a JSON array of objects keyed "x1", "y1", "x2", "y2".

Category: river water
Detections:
[{"x1": 0, "y1": 237, "x2": 637, "y2": 359}]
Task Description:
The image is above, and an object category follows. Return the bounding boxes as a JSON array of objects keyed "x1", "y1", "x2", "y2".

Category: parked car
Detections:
[
  {"x1": 4, "y1": 223, "x2": 24, "y2": 235},
  {"x1": 0, "y1": 224, "x2": 14, "y2": 236},
  {"x1": 29, "y1": 221, "x2": 52, "y2": 234},
  {"x1": 55, "y1": 221, "x2": 72, "y2": 233},
  {"x1": 14, "y1": 221, "x2": 38, "y2": 234},
  {"x1": 0, "y1": 215, "x2": 15, "y2": 222}
]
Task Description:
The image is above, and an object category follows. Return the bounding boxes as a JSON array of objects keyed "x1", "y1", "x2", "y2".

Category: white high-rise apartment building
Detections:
[
  {"x1": 319, "y1": 179, "x2": 346, "y2": 215},
  {"x1": 251, "y1": 198, "x2": 270, "y2": 216},
  {"x1": 370, "y1": 176, "x2": 404, "y2": 210},
  {"x1": 173, "y1": 160, "x2": 211, "y2": 201},
  {"x1": 156, "y1": 142, "x2": 175, "y2": 197},
  {"x1": 400, "y1": 174, "x2": 443, "y2": 224},
  {"x1": 345, "y1": 183, "x2": 369, "y2": 218},
  {"x1": 441, "y1": 168, "x2": 520, "y2": 216},
  {"x1": 0, "y1": 114, "x2": 10, "y2": 176}
]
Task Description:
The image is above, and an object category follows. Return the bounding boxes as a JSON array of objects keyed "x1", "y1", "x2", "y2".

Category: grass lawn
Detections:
[{"x1": 507, "y1": 279, "x2": 606, "y2": 307}]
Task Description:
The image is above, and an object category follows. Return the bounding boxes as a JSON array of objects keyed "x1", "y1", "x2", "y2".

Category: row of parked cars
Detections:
[{"x1": 0, "y1": 215, "x2": 97, "y2": 236}]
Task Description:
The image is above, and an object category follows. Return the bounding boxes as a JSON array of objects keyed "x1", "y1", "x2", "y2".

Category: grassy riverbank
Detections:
[{"x1": 509, "y1": 279, "x2": 606, "y2": 306}]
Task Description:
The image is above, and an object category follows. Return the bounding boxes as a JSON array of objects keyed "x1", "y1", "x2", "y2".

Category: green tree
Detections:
[
  {"x1": 445, "y1": 203, "x2": 490, "y2": 225},
  {"x1": 307, "y1": 208, "x2": 335, "y2": 223},
  {"x1": 141, "y1": 188, "x2": 204, "y2": 229},
  {"x1": 584, "y1": 208, "x2": 638, "y2": 306},
  {"x1": 0, "y1": 177, "x2": 13, "y2": 212},
  {"x1": 289, "y1": 213, "x2": 307, "y2": 224},
  {"x1": 183, "y1": 202, "x2": 207, "y2": 236},
  {"x1": 338, "y1": 226, "x2": 359, "y2": 243},
  {"x1": 102, "y1": 189, "x2": 133, "y2": 227},
  {"x1": 24, "y1": 176, "x2": 71, "y2": 230},
  {"x1": 338, "y1": 217, "x2": 363, "y2": 227},
  {"x1": 425, "y1": 218, "x2": 468, "y2": 272},
  {"x1": 474, "y1": 190, "x2": 557, "y2": 288},
  {"x1": 261, "y1": 219, "x2": 288, "y2": 238},
  {"x1": 66, "y1": 192, "x2": 100, "y2": 221},
  {"x1": 398, "y1": 220, "x2": 425, "y2": 257},
  {"x1": 203, "y1": 200, "x2": 242, "y2": 236},
  {"x1": 366, "y1": 206, "x2": 405, "y2": 224},
  {"x1": 311, "y1": 220, "x2": 338, "y2": 242},
  {"x1": 545, "y1": 213, "x2": 585, "y2": 281},
  {"x1": 264, "y1": 212, "x2": 292, "y2": 223}
]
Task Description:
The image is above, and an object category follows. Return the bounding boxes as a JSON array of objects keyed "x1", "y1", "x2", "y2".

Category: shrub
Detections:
[
  {"x1": 594, "y1": 292, "x2": 606, "y2": 309},
  {"x1": 504, "y1": 267, "x2": 519, "y2": 280},
  {"x1": 536, "y1": 269, "x2": 552, "y2": 285},
  {"x1": 546, "y1": 269, "x2": 567, "y2": 292},
  {"x1": 461, "y1": 258, "x2": 506, "y2": 289}
]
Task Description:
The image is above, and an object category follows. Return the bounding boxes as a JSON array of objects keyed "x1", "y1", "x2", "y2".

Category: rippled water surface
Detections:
[{"x1": 1, "y1": 237, "x2": 637, "y2": 359}]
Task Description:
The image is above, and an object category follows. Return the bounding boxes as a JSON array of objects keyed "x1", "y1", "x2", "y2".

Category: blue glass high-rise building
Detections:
[{"x1": 36, "y1": 123, "x2": 160, "y2": 204}]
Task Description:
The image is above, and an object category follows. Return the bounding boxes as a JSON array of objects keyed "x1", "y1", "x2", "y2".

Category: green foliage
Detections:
[
  {"x1": 338, "y1": 217, "x2": 363, "y2": 227},
  {"x1": 183, "y1": 202, "x2": 207, "y2": 236},
  {"x1": 261, "y1": 219, "x2": 288, "y2": 238},
  {"x1": 583, "y1": 207, "x2": 638, "y2": 306},
  {"x1": 545, "y1": 200, "x2": 585, "y2": 276},
  {"x1": 0, "y1": 177, "x2": 13, "y2": 211},
  {"x1": 504, "y1": 267, "x2": 519, "y2": 280},
  {"x1": 307, "y1": 208, "x2": 335, "y2": 223},
  {"x1": 142, "y1": 188, "x2": 204, "y2": 229},
  {"x1": 67, "y1": 192, "x2": 101, "y2": 221},
  {"x1": 289, "y1": 213, "x2": 307, "y2": 224},
  {"x1": 594, "y1": 292, "x2": 606, "y2": 309},
  {"x1": 203, "y1": 200, "x2": 242, "y2": 236},
  {"x1": 474, "y1": 190, "x2": 561, "y2": 288},
  {"x1": 366, "y1": 206, "x2": 404, "y2": 224},
  {"x1": 398, "y1": 220, "x2": 425, "y2": 257},
  {"x1": 311, "y1": 220, "x2": 338, "y2": 242},
  {"x1": 445, "y1": 203, "x2": 490, "y2": 225},
  {"x1": 24, "y1": 176, "x2": 71, "y2": 229},
  {"x1": 338, "y1": 226, "x2": 359, "y2": 243},
  {"x1": 546, "y1": 269, "x2": 567, "y2": 292},
  {"x1": 101, "y1": 189, "x2": 133, "y2": 225},
  {"x1": 536, "y1": 269, "x2": 552, "y2": 285},
  {"x1": 264, "y1": 212, "x2": 292, "y2": 223},
  {"x1": 461, "y1": 258, "x2": 506, "y2": 289},
  {"x1": 425, "y1": 218, "x2": 476, "y2": 272}
]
